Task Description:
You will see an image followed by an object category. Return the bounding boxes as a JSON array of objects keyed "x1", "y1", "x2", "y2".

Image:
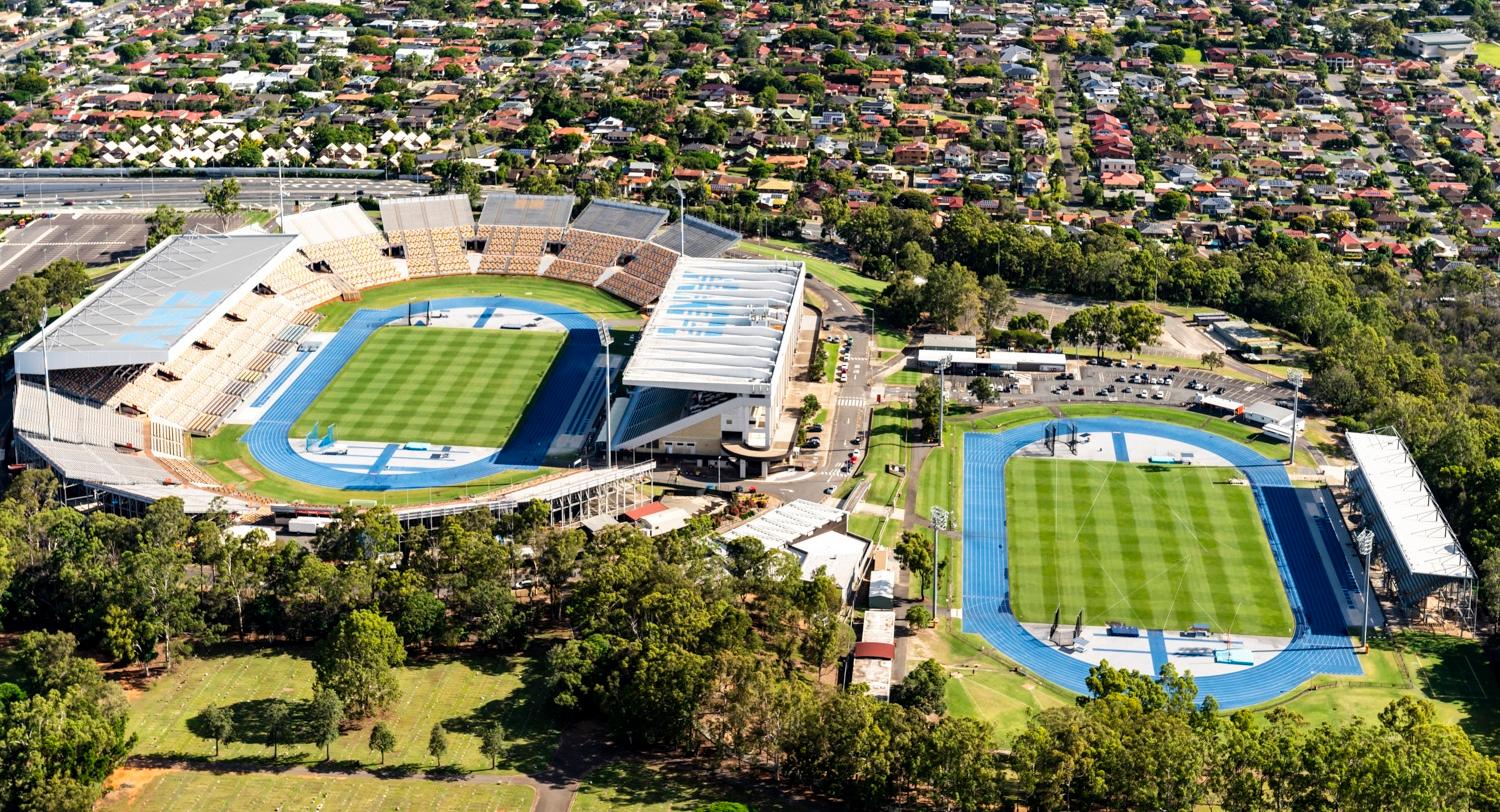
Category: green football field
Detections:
[
  {"x1": 1006, "y1": 458, "x2": 1295, "y2": 637},
  {"x1": 292, "y1": 326, "x2": 563, "y2": 448}
]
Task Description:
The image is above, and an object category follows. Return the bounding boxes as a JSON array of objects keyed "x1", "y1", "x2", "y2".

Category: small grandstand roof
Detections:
[
  {"x1": 14, "y1": 234, "x2": 299, "y2": 373},
  {"x1": 622, "y1": 257, "x2": 806, "y2": 394},
  {"x1": 478, "y1": 193, "x2": 575, "y2": 228},
  {"x1": 281, "y1": 203, "x2": 381, "y2": 244},
  {"x1": 1347, "y1": 431, "x2": 1473, "y2": 580},
  {"x1": 379, "y1": 194, "x2": 475, "y2": 233},
  {"x1": 722, "y1": 499, "x2": 847, "y2": 548},
  {"x1": 650, "y1": 214, "x2": 740, "y2": 257},
  {"x1": 570, "y1": 198, "x2": 667, "y2": 240}
]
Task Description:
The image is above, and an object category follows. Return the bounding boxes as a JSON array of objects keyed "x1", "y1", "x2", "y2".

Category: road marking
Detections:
[{"x1": 837, "y1": 396, "x2": 866, "y2": 407}]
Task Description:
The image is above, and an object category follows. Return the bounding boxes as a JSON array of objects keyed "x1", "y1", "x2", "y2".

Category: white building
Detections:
[{"x1": 1401, "y1": 29, "x2": 1473, "y2": 61}]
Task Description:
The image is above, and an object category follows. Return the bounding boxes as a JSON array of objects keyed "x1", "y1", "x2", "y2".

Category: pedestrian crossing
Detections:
[{"x1": 837, "y1": 396, "x2": 866, "y2": 407}]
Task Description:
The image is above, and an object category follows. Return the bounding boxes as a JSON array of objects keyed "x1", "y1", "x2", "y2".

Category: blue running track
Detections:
[
  {"x1": 962, "y1": 417, "x2": 1360, "y2": 709},
  {"x1": 242, "y1": 297, "x2": 600, "y2": 491},
  {"x1": 1147, "y1": 629, "x2": 1169, "y2": 674},
  {"x1": 250, "y1": 352, "x2": 312, "y2": 407},
  {"x1": 473, "y1": 306, "x2": 497, "y2": 328},
  {"x1": 1111, "y1": 431, "x2": 1129, "y2": 462}
]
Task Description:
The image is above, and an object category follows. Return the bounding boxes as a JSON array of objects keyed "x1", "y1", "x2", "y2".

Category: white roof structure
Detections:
[
  {"x1": 569, "y1": 198, "x2": 667, "y2": 240},
  {"x1": 915, "y1": 349, "x2": 1066, "y2": 367},
  {"x1": 282, "y1": 203, "x2": 380, "y2": 243},
  {"x1": 722, "y1": 498, "x2": 846, "y2": 547},
  {"x1": 478, "y1": 193, "x2": 575, "y2": 228},
  {"x1": 623, "y1": 257, "x2": 806, "y2": 394},
  {"x1": 1347, "y1": 432, "x2": 1473, "y2": 579},
  {"x1": 14, "y1": 234, "x2": 300, "y2": 374},
  {"x1": 649, "y1": 214, "x2": 740, "y2": 257},
  {"x1": 379, "y1": 194, "x2": 475, "y2": 233}
]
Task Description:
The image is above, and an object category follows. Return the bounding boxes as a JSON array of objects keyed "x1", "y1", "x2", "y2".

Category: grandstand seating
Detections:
[
  {"x1": 299, "y1": 234, "x2": 403, "y2": 289},
  {"x1": 391, "y1": 225, "x2": 470, "y2": 277},
  {"x1": 599, "y1": 270, "x2": 662, "y2": 306},
  {"x1": 478, "y1": 226, "x2": 559, "y2": 275},
  {"x1": 552, "y1": 231, "x2": 640, "y2": 270}
]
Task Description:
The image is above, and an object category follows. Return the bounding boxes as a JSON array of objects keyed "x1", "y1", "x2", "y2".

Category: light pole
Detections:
[
  {"x1": 37, "y1": 312, "x2": 53, "y2": 441},
  {"x1": 717, "y1": 455, "x2": 724, "y2": 489},
  {"x1": 1357, "y1": 528, "x2": 1374, "y2": 651},
  {"x1": 1286, "y1": 369, "x2": 1304, "y2": 467},
  {"x1": 937, "y1": 354, "x2": 952, "y2": 447},
  {"x1": 599, "y1": 322, "x2": 613, "y2": 468},
  {"x1": 930, "y1": 506, "x2": 950, "y2": 618}
]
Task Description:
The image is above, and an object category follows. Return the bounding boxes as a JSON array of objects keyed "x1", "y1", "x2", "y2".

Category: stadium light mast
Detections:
[
  {"x1": 937, "y1": 354, "x2": 953, "y2": 447},
  {"x1": 1357, "y1": 528, "x2": 1375, "y2": 652},
  {"x1": 599, "y1": 322, "x2": 613, "y2": 469},
  {"x1": 37, "y1": 312, "x2": 53, "y2": 441},
  {"x1": 1286, "y1": 369, "x2": 1304, "y2": 467},
  {"x1": 930, "y1": 506, "x2": 950, "y2": 618}
]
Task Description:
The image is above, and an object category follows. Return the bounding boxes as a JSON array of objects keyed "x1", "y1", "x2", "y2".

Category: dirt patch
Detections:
[
  {"x1": 100, "y1": 766, "x2": 170, "y2": 808},
  {"x1": 225, "y1": 460, "x2": 264, "y2": 481}
]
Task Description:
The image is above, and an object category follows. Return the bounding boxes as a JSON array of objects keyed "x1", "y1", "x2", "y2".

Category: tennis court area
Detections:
[
  {"x1": 291, "y1": 326, "x2": 563, "y2": 448},
  {"x1": 1008, "y1": 458, "x2": 1295, "y2": 637}
]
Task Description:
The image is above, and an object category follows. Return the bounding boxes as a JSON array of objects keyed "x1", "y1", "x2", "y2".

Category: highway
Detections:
[
  {"x1": 0, "y1": 0, "x2": 132, "y2": 62},
  {"x1": 0, "y1": 176, "x2": 428, "y2": 213}
]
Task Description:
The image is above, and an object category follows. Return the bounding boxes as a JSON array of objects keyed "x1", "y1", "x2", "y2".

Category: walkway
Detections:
[
  {"x1": 242, "y1": 296, "x2": 600, "y2": 491},
  {"x1": 961, "y1": 417, "x2": 1361, "y2": 709}
]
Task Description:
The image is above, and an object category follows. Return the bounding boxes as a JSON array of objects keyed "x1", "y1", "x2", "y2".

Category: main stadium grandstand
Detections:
[
  {"x1": 1346, "y1": 430, "x2": 1475, "y2": 627},
  {"x1": 7, "y1": 194, "x2": 771, "y2": 523},
  {"x1": 613, "y1": 256, "x2": 808, "y2": 478}
]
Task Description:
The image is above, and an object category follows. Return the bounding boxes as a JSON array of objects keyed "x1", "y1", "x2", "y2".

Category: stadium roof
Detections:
[
  {"x1": 379, "y1": 194, "x2": 475, "y2": 233},
  {"x1": 570, "y1": 199, "x2": 667, "y2": 240},
  {"x1": 1347, "y1": 431, "x2": 1473, "y2": 580},
  {"x1": 478, "y1": 193, "x2": 574, "y2": 228},
  {"x1": 282, "y1": 203, "x2": 381, "y2": 243},
  {"x1": 650, "y1": 214, "x2": 740, "y2": 257},
  {"x1": 622, "y1": 257, "x2": 806, "y2": 394},
  {"x1": 722, "y1": 499, "x2": 847, "y2": 548},
  {"x1": 14, "y1": 234, "x2": 299, "y2": 373}
]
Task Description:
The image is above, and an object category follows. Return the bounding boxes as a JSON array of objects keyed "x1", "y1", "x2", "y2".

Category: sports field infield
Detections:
[
  {"x1": 1006, "y1": 457, "x2": 1295, "y2": 637},
  {"x1": 291, "y1": 326, "x2": 564, "y2": 448}
]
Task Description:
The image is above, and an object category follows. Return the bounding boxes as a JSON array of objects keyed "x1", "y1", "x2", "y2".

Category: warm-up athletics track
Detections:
[
  {"x1": 243, "y1": 297, "x2": 599, "y2": 491},
  {"x1": 962, "y1": 417, "x2": 1360, "y2": 708}
]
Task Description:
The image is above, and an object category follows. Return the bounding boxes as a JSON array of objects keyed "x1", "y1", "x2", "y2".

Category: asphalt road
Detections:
[
  {"x1": 0, "y1": 0, "x2": 132, "y2": 62},
  {"x1": 0, "y1": 176, "x2": 426, "y2": 213}
]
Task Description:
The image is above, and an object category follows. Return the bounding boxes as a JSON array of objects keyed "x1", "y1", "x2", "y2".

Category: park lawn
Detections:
[
  {"x1": 1256, "y1": 632, "x2": 1500, "y2": 753},
  {"x1": 99, "y1": 771, "x2": 534, "y2": 812},
  {"x1": 191, "y1": 425, "x2": 544, "y2": 507},
  {"x1": 863, "y1": 404, "x2": 912, "y2": 508},
  {"x1": 822, "y1": 342, "x2": 839, "y2": 382},
  {"x1": 315, "y1": 276, "x2": 641, "y2": 330},
  {"x1": 126, "y1": 647, "x2": 559, "y2": 774},
  {"x1": 1183, "y1": 47, "x2": 1204, "y2": 63},
  {"x1": 916, "y1": 619, "x2": 1073, "y2": 743},
  {"x1": 573, "y1": 760, "x2": 796, "y2": 812},
  {"x1": 1006, "y1": 457, "x2": 1296, "y2": 637},
  {"x1": 847, "y1": 513, "x2": 893, "y2": 546},
  {"x1": 884, "y1": 369, "x2": 928, "y2": 386},
  {"x1": 291, "y1": 327, "x2": 562, "y2": 448}
]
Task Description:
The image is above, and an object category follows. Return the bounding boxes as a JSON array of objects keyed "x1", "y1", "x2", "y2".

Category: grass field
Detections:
[
  {"x1": 1477, "y1": 41, "x2": 1500, "y2": 67},
  {"x1": 1006, "y1": 458, "x2": 1295, "y2": 637},
  {"x1": 291, "y1": 327, "x2": 562, "y2": 447},
  {"x1": 914, "y1": 619, "x2": 1073, "y2": 742},
  {"x1": 100, "y1": 771, "x2": 534, "y2": 812},
  {"x1": 863, "y1": 404, "x2": 912, "y2": 508},
  {"x1": 127, "y1": 647, "x2": 558, "y2": 774},
  {"x1": 314, "y1": 276, "x2": 641, "y2": 331},
  {"x1": 573, "y1": 761, "x2": 792, "y2": 812}
]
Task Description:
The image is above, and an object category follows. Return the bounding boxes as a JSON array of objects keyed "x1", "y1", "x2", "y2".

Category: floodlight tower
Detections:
[
  {"x1": 937, "y1": 354, "x2": 953, "y2": 447},
  {"x1": 599, "y1": 322, "x2": 614, "y2": 468},
  {"x1": 1286, "y1": 369, "x2": 1304, "y2": 467},
  {"x1": 930, "y1": 505, "x2": 950, "y2": 618},
  {"x1": 1357, "y1": 528, "x2": 1375, "y2": 651}
]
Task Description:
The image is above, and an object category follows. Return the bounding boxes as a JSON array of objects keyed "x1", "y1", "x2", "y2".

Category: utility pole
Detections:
[
  {"x1": 599, "y1": 322, "x2": 614, "y2": 468},
  {"x1": 38, "y1": 312, "x2": 53, "y2": 441},
  {"x1": 930, "y1": 506, "x2": 950, "y2": 618},
  {"x1": 1357, "y1": 528, "x2": 1374, "y2": 651},
  {"x1": 937, "y1": 354, "x2": 952, "y2": 447},
  {"x1": 1287, "y1": 369, "x2": 1304, "y2": 467}
]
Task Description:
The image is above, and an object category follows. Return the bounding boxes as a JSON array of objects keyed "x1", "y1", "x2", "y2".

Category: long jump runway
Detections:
[
  {"x1": 243, "y1": 296, "x2": 600, "y2": 491},
  {"x1": 963, "y1": 417, "x2": 1360, "y2": 709}
]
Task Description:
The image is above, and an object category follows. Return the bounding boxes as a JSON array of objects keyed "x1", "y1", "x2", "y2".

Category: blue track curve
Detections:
[
  {"x1": 962, "y1": 417, "x2": 1360, "y2": 709},
  {"x1": 243, "y1": 296, "x2": 600, "y2": 491}
]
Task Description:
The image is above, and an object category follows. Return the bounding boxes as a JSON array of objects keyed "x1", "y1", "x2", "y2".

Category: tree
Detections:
[
  {"x1": 893, "y1": 658, "x2": 947, "y2": 714},
  {"x1": 967, "y1": 376, "x2": 995, "y2": 404},
  {"x1": 980, "y1": 273, "x2": 1014, "y2": 329},
  {"x1": 368, "y1": 722, "x2": 396, "y2": 765},
  {"x1": 1200, "y1": 350, "x2": 1224, "y2": 372},
  {"x1": 922, "y1": 261, "x2": 981, "y2": 333},
  {"x1": 201, "y1": 178, "x2": 241, "y2": 229},
  {"x1": 199, "y1": 703, "x2": 234, "y2": 758},
  {"x1": 1, "y1": 274, "x2": 48, "y2": 336},
  {"x1": 38, "y1": 258, "x2": 88, "y2": 309},
  {"x1": 893, "y1": 530, "x2": 934, "y2": 596},
  {"x1": 801, "y1": 393, "x2": 820, "y2": 418},
  {"x1": 1113, "y1": 303, "x2": 1164, "y2": 355},
  {"x1": 313, "y1": 610, "x2": 406, "y2": 719},
  {"x1": 479, "y1": 722, "x2": 506, "y2": 769},
  {"x1": 310, "y1": 689, "x2": 344, "y2": 761},
  {"x1": 912, "y1": 377, "x2": 943, "y2": 442},
  {"x1": 428, "y1": 722, "x2": 449, "y2": 767},
  {"x1": 905, "y1": 604, "x2": 931, "y2": 629},
  {"x1": 145, "y1": 204, "x2": 185, "y2": 248},
  {"x1": 264, "y1": 699, "x2": 291, "y2": 760}
]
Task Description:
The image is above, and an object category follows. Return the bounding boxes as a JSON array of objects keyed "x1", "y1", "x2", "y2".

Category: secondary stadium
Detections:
[{"x1": 10, "y1": 194, "x2": 807, "y2": 525}]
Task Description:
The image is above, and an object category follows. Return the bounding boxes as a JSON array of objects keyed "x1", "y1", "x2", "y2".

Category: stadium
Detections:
[
  {"x1": 961, "y1": 416, "x2": 1366, "y2": 709},
  {"x1": 10, "y1": 194, "x2": 806, "y2": 526}
]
